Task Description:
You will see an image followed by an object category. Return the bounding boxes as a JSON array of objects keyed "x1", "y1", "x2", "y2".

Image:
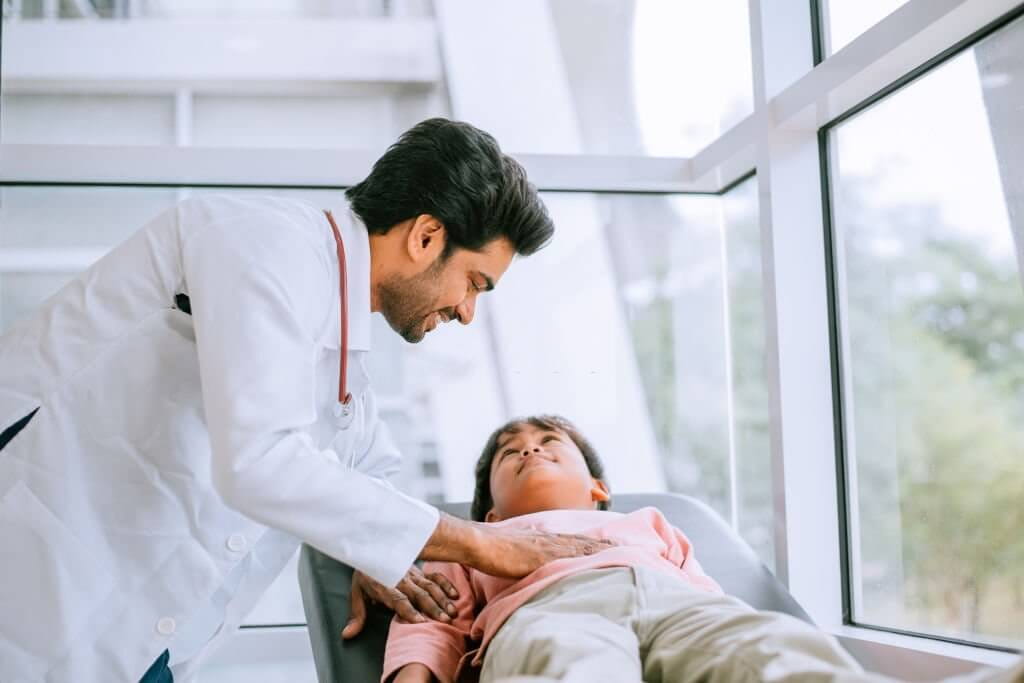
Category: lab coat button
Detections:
[
  {"x1": 156, "y1": 617, "x2": 176, "y2": 636},
  {"x1": 226, "y1": 534, "x2": 247, "y2": 552}
]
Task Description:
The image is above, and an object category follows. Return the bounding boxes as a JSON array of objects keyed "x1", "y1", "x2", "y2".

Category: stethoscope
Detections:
[{"x1": 323, "y1": 210, "x2": 353, "y2": 415}]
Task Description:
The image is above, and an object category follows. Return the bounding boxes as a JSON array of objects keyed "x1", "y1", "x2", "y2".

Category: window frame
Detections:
[{"x1": 817, "y1": 0, "x2": 1024, "y2": 655}]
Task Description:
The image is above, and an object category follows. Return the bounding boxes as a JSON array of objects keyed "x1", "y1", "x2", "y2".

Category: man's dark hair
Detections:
[
  {"x1": 345, "y1": 118, "x2": 554, "y2": 258},
  {"x1": 471, "y1": 414, "x2": 611, "y2": 522}
]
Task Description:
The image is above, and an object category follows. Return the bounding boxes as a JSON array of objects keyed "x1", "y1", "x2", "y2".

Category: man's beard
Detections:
[{"x1": 378, "y1": 256, "x2": 448, "y2": 343}]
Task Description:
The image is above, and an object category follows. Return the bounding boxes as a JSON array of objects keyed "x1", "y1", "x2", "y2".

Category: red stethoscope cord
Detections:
[{"x1": 323, "y1": 210, "x2": 353, "y2": 406}]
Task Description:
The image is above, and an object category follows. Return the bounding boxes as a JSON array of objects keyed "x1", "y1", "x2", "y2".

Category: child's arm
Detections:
[
  {"x1": 390, "y1": 663, "x2": 435, "y2": 683},
  {"x1": 382, "y1": 561, "x2": 477, "y2": 683}
]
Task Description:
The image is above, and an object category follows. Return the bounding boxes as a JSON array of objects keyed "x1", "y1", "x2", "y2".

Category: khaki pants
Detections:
[{"x1": 481, "y1": 567, "x2": 1022, "y2": 683}]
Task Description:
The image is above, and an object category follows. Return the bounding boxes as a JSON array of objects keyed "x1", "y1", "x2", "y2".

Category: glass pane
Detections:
[
  {"x1": 2, "y1": 1, "x2": 751, "y2": 157},
  {"x1": 566, "y1": 0, "x2": 754, "y2": 155},
  {"x1": 824, "y1": 0, "x2": 910, "y2": 54},
  {"x1": 438, "y1": 0, "x2": 753, "y2": 157},
  {"x1": 724, "y1": 180, "x2": 774, "y2": 569},
  {"x1": 831, "y1": 15, "x2": 1024, "y2": 648},
  {"x1": 605, "y1": 178, "x2": 774, "y2": 567}
]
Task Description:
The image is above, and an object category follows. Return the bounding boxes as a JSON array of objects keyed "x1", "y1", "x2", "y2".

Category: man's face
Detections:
[
  {"x1": 486, "y1": 423, "x2": 609, "y2": 522},
  {"x1": 378, "y1": 237, "x2": 515, "y2": 343}
]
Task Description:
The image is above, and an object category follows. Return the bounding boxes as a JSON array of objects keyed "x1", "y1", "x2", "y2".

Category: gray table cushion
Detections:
[{"x1": 298, "y1": 492, "x2": 810, "y2": 683}]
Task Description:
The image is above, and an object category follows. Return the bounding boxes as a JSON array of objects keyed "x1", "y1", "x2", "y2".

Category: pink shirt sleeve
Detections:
[{"x1": 381, "y1": 562, "x2": 477, "y2": 683}]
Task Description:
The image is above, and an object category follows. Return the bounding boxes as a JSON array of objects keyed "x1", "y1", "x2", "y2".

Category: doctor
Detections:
[{"x1": 0, "y1": 118, "x2": 610, "y2": 682}]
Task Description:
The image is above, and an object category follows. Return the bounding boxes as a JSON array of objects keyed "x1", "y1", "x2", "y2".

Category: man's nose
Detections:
[
  {"x1": 455, "y1": 296, "x2": 476, "y2": 325},
  {"x1": 521, "y1": 446, "x2": 541, "y2": 456}
]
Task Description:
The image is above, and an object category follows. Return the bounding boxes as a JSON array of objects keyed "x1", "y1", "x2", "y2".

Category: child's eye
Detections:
[{"x1": 542, "y1": 435, "x2": 559, "y2": 443}]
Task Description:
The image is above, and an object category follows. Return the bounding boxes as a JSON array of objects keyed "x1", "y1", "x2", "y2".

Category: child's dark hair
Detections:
[{"x1": 470, "y1": 415, "x2": 611, "y2": 522}]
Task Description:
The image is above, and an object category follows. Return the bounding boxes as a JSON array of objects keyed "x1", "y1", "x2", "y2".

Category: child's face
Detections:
[{"x1": 485, "y1": 423, "x2": 610, "y2": 522}]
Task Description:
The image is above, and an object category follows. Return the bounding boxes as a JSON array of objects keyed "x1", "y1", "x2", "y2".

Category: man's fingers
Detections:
[
  {"x1": 401, "y1": 578, "x2": 449, "y2": 622},
  {"x1": 415, "y1": 574, "x2": 458, "y2": 617},
  {"x1": 426, "y1": 572, "x2": 460, "y2": 600},
  {"x1": 342, "y1": 578, "x2": 368, "y2": 640},
  {"x1": 391, "y1": 593, "x2": 427, "y2": 624}
]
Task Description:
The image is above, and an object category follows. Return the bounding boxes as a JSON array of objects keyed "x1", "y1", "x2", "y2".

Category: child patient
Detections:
[{"x1": 383, "y1": 415, "x2": 1023, "y2": 683}]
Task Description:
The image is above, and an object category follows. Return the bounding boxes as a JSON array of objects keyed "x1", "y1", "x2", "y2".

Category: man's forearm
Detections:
[{"x1": 419, "y1": 512, "x2": 484, "y2": 564}]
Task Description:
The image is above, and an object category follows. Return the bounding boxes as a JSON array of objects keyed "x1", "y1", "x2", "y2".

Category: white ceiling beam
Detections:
[
  {"x1": 1, "y1": 19, "x2": 441, "y2": 86},
  {"x1": 0, "y1": 144, "x2": 703, "y2": 194}
]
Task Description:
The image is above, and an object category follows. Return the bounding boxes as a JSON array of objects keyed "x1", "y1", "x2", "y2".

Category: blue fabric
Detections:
[{"x1": 140, "y1": 650, "x2": 173, "y2": 683}]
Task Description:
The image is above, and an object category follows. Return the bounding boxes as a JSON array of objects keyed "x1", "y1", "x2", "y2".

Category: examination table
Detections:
[{"x1": 298, "y1": 492, "x2": 811, "y2": 683}]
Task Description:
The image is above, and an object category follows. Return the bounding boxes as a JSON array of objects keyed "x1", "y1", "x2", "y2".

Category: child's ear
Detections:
[
  {"x1": 484, "y1": 508, "x2": 501, "y2": 523},
  {"x1": 590, "y1": 480, "x2": 611, "y2": 504}
]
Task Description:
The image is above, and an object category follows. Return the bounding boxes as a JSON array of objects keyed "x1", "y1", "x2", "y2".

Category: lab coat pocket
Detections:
[{"x1": 0, "y1": 481, "x2": 114, "y2": 668}]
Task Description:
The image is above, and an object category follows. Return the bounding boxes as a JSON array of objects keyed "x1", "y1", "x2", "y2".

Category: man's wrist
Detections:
[{"x1": 421, "y1": 512, "x2": 486, "y2": 565}]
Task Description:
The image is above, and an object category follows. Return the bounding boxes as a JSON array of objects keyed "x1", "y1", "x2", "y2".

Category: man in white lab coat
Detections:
[{"x1": 0, "y1": 118, "x2": 610, "y2": 682}]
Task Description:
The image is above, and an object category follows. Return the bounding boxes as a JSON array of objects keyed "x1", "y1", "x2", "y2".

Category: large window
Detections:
[
  {"x1": 829, "y1": 12, "x2": 1024, "y2": 649},
  {"x1": 1, "y1": 181, "x2": 768, "y2": 611},
  {"x1": 607, "y1": 178, "x2": 773, "y2": 567},
  {"x1": 1, "y1": 3, "x2": 762, "y2": 673}
]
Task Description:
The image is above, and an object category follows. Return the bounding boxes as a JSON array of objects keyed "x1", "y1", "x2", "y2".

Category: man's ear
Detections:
[
  {"x1": 590, "y1": 480, "x2": 611, "y2": 504},
  {"x1": 484, "y1": 508, "x2": 501, "y2": 523},
  {"x1": 406, "y1": 214, "x2": 446, "y2": 266}
]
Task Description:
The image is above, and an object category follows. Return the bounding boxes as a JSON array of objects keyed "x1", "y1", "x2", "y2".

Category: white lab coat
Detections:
[{"x1": 0, "y1": 195, "x2": 439, "y2": 682}]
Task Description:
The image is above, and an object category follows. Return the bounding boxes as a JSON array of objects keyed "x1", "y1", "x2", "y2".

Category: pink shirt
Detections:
[{"x1": 381, "y1": 507, "x2": 723, "y2": 683}]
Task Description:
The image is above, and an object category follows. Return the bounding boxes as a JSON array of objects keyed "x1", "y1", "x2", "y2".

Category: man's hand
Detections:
[
  {"x1": 470, "y1": 525, "x2": 616, "y2": 577},
  {"x1": 420, "y1": 513, "x2": 616, "y2": 578},
  {"x1": 342, "y1": 566, "x2": 460, "y2": 640}
]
